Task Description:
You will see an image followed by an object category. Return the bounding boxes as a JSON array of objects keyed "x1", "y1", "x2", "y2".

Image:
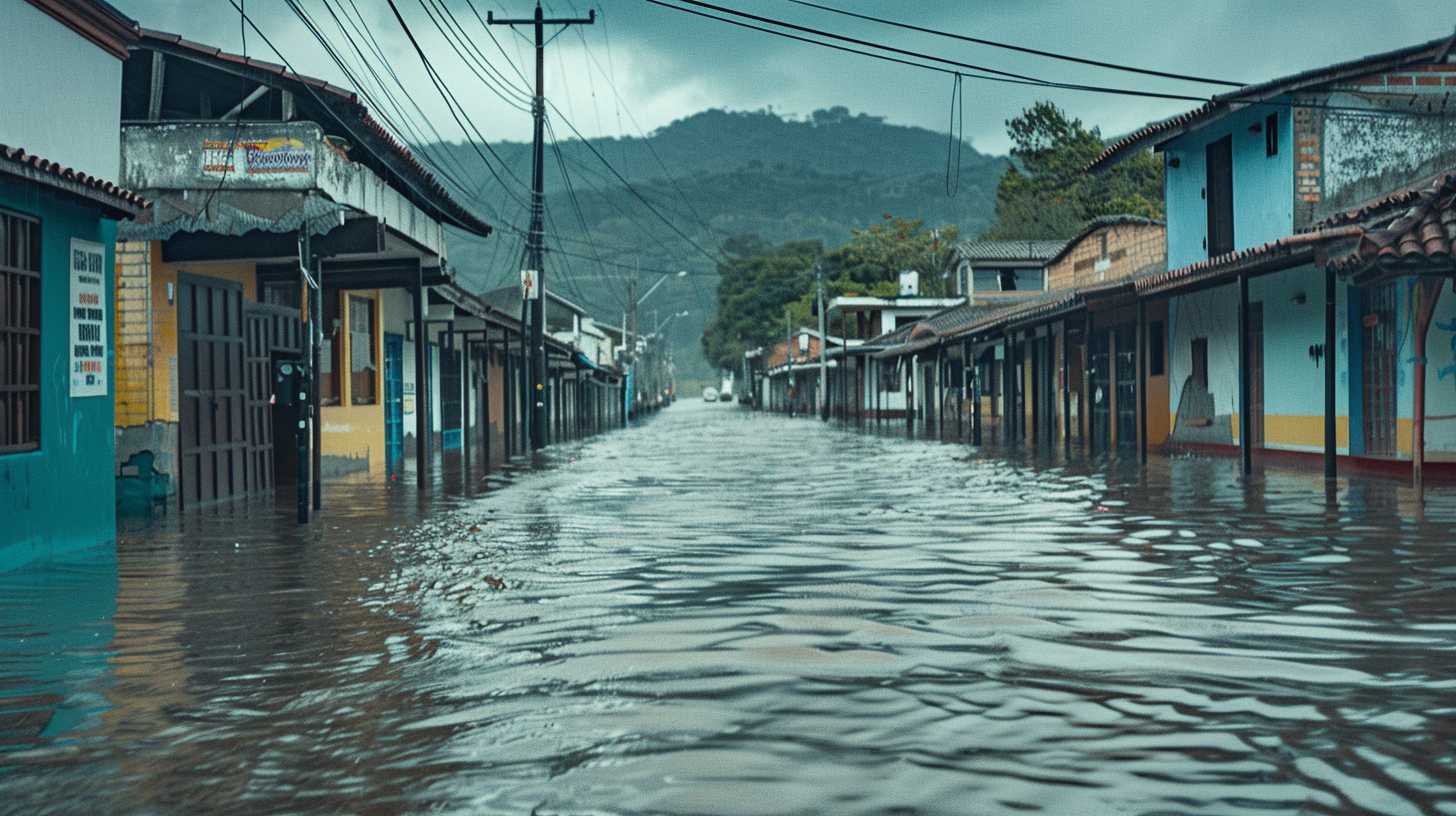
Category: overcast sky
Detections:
[{"x1": 113, "y1": 0, "x2": 1454, "y2": 155}]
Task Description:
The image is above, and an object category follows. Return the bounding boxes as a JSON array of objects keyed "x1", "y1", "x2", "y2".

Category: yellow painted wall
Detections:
[
  {"x1": 321, "y1": 292, "x2": 386, "y2": 474},
  {"x1": 113, "y1": 241, "x2": 155, "y2": 427}
]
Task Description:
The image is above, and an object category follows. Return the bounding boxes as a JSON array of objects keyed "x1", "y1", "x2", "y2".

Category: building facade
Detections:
[{"x1": 1, "y1": 0, "x2": 144, "y2": 569}]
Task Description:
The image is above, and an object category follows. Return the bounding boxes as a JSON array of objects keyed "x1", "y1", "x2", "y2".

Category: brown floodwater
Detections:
[{"x1": 3, "y1": 400, "x2": 1456, "y2": 815}]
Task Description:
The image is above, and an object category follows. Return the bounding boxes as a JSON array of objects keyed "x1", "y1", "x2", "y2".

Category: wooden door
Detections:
[
  {"x1": 1363, "y1": 284, "x2": 1397, "y2": 456},
  {"x1": 242, "y1": 302, "x2": 302, "y2": 493},
  {"x1": 178, "y1": 275, "x2": 247, "y2": 508},
  {"x1": 1248, "y1": 303, "x2": 1264, "y2": 447},
  {"x1": 1206, "y1": 136, "x2": 1235, "y2": 257}
]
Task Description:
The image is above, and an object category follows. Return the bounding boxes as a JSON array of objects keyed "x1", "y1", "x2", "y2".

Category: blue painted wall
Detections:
[
  {"x1": 1164, "y1": 101, "x2": 1294, "y2": 269},
  {"x1": 0, "y1": 180, "x2": 118, "y2": 571}
]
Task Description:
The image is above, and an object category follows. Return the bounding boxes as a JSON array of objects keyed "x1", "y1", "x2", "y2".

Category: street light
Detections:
[
  {"x1": 637, "y1": 269, "x2": 687, "y2": 306},
  {"x1": 653, "y1": 309, "x2": 690, "y2": 334}
]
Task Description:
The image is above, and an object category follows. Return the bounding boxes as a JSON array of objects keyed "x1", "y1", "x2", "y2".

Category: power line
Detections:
[
  {"x1": 647, "y1": 0, "x2": 1456, "y2": 121},
  {"x1": 660, "y1": 0, "x2": 1210, "y2": 102},
  {"x1": 784, "y1": 0, "x2": 1246, "y2": 88},
  {"x1": 382, "y1": 0, "x2": 533, "y2": 204}
]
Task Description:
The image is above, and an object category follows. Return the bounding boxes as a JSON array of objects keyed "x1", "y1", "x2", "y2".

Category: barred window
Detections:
[{"x1": 1, "y1": 210, "x2": 41, "y2": 453}]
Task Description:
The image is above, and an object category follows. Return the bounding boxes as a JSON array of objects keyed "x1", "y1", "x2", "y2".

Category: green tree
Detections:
[
  {"x1": 700, "y1": 217, "x2": 960, "y2": 369},
  {"x1": 984, "y1": 101, "x2": 1164, "y2": 240}
]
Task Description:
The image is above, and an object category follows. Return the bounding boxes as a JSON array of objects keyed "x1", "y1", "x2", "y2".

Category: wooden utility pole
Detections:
[{"x1": 489, "y1": 3, "x2": 595, "y2": 451}]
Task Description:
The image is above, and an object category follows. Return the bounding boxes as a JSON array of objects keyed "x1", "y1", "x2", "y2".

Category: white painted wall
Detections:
[{"x1": 0, "y1": 2, "x2": 123, "y2": 180}]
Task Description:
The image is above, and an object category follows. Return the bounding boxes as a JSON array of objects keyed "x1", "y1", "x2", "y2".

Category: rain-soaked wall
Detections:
[
  {"x1": 1167, "y1": 265, "x2": 1456, "y2": 458},
  {"x1": 0, "y1": 184, "x2": 118, "y2": 570}
]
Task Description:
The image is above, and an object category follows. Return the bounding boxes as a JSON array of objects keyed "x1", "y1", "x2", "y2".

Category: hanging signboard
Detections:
[
  {"x1": 69, "y1": 239, "x2": 108, "y2": 398},
  {"x1": 521, "y1": 268, "x2": 540, "y2": 299}
]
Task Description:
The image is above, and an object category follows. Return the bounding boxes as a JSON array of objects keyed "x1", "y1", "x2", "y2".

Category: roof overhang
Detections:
[{"x1": 0, "y1": 144, "x2": 145, "y2": 218}]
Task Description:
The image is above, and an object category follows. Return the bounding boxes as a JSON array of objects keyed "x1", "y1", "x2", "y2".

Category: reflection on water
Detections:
[{"x1": 3, "y1": 401, "x2": 1456, "y2": 815}]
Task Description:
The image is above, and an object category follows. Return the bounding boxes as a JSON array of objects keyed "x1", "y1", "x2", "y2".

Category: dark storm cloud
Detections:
[{"x1": 113, "y1": 0, "x2": 1453, "y2": 153}]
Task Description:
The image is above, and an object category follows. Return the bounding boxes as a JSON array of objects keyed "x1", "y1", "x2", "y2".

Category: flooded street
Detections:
[{"x1": 5, "y1": 401, "x2": 1456, "y2": 815}]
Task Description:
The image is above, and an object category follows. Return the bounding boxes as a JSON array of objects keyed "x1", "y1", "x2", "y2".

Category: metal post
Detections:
[
  {"x1": 1082, "y1": 309, "x2": 1092, "y2": 450},
  {"x1": 483, "y1": 339, "x2": 493, "y2": 471},
  {"x1": 1238, "y1": 273, "x2": 1252, "y2": 475},
  {"x1": 972, "y1": 343, "x2": 983, "y2": 446},
  {"x1": 1061, "y1": 318, "x2": 1071, "y2": 452},
  {"x1": 1324, "y1": 267, "x2": 1337, "y2": 479},
  {"x1": 312, "y1": 257, "x2": 323, "y2": 510}
]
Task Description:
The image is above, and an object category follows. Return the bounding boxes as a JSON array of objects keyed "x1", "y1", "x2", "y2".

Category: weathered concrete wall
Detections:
[
  {"x1": 0, "y1": 2, "x2": 122, "y2": 180},
  {"x1": 1298, "y1": 68, "x2": 1456, "y2": 225}
]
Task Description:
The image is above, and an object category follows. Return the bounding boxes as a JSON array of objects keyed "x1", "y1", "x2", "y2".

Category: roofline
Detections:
[
  {"x1": 1040, "y1": 216, "x2": 1165, "y2": 268},
  {"x1": 0, "y1": 144, "x2": 146, "y2": 218},
  {"x1": 134, "y1": 29, "x2": 492, "y2": 237},
  {"x1": 1087, "y1": 33, "x2": 1455, "y2": 173}
]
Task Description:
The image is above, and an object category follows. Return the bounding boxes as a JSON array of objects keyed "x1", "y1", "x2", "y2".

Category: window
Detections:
[
  {"x1": 1265, "y1": 112, "x2": 1279, "y2": 157},
  {"x1": 1149, "y1": 321, "x2": 1165, "y2": 376},
  {"x1": 972, "y1": 268, "x2": 1003, "y2": 292},
  {"x1": 1013, "y1": 269, "x2": 1045, "y2": 291},
  {"x1": 1, "y1": 210, "x2": 41, "y2": 453},
  {"x1": 1191, "y1": 337, "x2": 1208, "y2": 389},
  {"x1": 261, "y1": 280, "x2": 300, "y2": 309},
  {"x1": 319, "y1": 289, "x2": 341, "y2": 405},
  {"x1": 1099, "y1": 233, "x2": 1109, "y2": 260},
  {"x1": 349, "y1": 295, "x2": 377, "y2": 405}
]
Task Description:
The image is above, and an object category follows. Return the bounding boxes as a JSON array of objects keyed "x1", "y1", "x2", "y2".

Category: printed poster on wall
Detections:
[{"x1": 70, "y1": 238, "x2": 108, "y2": 398}]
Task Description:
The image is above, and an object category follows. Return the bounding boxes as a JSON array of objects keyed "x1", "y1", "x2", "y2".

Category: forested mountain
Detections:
[{"x1": 433, "y1": 107, "x2": 1008, "y2": 380}]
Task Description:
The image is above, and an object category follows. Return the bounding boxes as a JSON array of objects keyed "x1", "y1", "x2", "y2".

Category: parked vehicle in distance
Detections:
[{"x1": 702, "y1": 386, "x2": 719, "y2": 402}]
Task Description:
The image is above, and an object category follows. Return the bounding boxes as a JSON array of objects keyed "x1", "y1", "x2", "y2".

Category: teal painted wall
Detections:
[
  {"x1": 0, "y1": 180, "x2": 118, "y2": 571},
  {"x1": 1164, "y1": 102, "x2": 1294, "y2": 269}
]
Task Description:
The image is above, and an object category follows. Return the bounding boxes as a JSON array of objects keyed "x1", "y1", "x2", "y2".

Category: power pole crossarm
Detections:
[{"x1": 488, "y1": 3, "x2": 595, "y2": 451}]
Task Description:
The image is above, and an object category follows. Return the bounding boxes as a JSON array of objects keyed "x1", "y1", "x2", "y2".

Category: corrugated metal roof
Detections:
[
  {"x1": 0, "y1": 144, "x2": 146, "y2": 217},
  {"x1": 116, "y1": 190, "x2": 340, "y2": 240},
  {"x1": 952, "y1": 239, "x2": 1066, "y2": 262},
  {"x1": 138, "y1": 29, "x2": 492, "y2": 237}
]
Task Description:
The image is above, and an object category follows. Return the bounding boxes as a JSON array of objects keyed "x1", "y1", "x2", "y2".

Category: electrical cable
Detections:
[{"x1": 784, "y1": 0, "x2": 1246, "y2": 87}]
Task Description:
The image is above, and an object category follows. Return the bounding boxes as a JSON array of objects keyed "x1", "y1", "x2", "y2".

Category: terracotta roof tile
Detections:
[{"x1": 0, "y1": 144, "x2": 147, "y2": 215}]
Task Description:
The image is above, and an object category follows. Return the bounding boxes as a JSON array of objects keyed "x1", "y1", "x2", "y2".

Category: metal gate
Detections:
[
  {"x1": 1363, "y1": 283, "x2": 1397, "y2": 456},
  {"x1": 1115, "y1": 323, "x2": 1138, "y2": 448},
  {"x1": 384, "y1": 333, "x2": 404, "y2": 473},
  {"x1": 243, "y1": 302, "x2": 303, "y2": 494},
  {"x1": 178, "y1": 274, "x2": 247, "y2": 508}
]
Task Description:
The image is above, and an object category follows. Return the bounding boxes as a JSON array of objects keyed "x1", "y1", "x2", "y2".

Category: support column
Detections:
[
  {"x1": 1137, "y1": 298, "x2": 1149, "y2": 464},
  {"x1": 503, "y1": 333, "x2": 514, "y2": 459},
  {"x1": 1061, "y1": 318, "x2": 1071, "y2": 452},
  {"x1": 1324, "y1": 267, "x2": 1338, "y2": 479},
  {"x1": 971, "y1": 343, "x2": 983, "y2": 446},
  {"x1": 1238, "y1": 273, "x2": 1252, "y2": 476},
  {"x1": 412, "y1": 275, "x2": 428, "y2": 490},
  {"x1": 1081, "y1": 310, "x2": 1092, "y2": 450},
  {"x1": 935, "y1": 344, "x2": 945, "y2": 440},
  {"x1": 1003, "y1": 334, "x2": 1014, "y2": 443},
  {"x1": 1413, "y1": 277, "x2": 1445, "y2": 490},
  {"x1": 483, "y1": 340, "x2": 493, "y2": 470},
  {"x1": 312, "y1": 257, "x2": 323, "y2": 509},
  {"x1": 959, "y1": 341, "x2": 968, "y2": 441}
]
